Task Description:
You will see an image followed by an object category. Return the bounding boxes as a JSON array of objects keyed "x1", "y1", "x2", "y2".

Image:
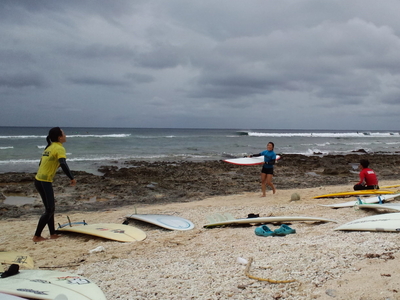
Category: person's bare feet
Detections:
[
  {"x1": 261, "y1": 194, "x2": 266, "y2": 197},
  {"x1": 49, "y1": 234, "x2": 61, "y2": 240},
  {"x1": 32, "y1": 236, "x2": 47, "y2": 242}
]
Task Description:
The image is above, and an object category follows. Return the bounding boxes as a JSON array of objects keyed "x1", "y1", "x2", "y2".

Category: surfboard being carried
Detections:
[
  {"x1": 335, "y1": 213, "x2": 400, "y2": 232},
  {"x1": 57, "y1": 221, "x2": 146, "y2": 242},
  {"x1": 0, "y1": 269, "x2": 106, "y2": 300},
  {"x1": 224, "y1": 155, "x2": 281, "y2": 166},
  {"x1": 125, "y1": 214, "x2": 195, "y2": 231},
  {"x1": 320, "y1": 193, "x2": 400, "y2": 209}
]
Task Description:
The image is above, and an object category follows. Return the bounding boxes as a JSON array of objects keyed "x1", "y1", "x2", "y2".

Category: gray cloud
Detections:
[
  {"x1": 124, "y1": 73, "x2": 154, "y2": 83},
  {"x1": 67, "y1": 76, "x2": 128, "y2": 87},
  {"x1": 0, "y1": 73, "x2": 46, "y2": 89},
  {"x1": 2, "y1": 0, "x2": 400, "y2": 129}
]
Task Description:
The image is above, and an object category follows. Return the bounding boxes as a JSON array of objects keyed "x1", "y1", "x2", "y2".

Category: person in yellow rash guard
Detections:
[{"x1": 33, "y1": 127, "x2": 77, "y2": 243}]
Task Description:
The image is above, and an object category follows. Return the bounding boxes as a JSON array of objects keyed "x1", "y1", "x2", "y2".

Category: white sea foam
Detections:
[
  {"x1": 0, "y1": 134, "x2": 131, "y2": 139},
  {"x1": 0, "y1": 159, "x2": 39, "y2": 164},
  {"x1": 0, "y1": 135, "x2": 45, "y2": 139},
  {"x1": 247, "y1": 131, "x2": 399, "y2": 138},
  {"x1": 1, "y1": 127, "x2": 400, "y2": 174},
  {"x1": 68, "y1": 134, "x2": 131, "y2": 138}
]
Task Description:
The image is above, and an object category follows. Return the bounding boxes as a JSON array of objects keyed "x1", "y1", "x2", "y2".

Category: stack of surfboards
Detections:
[
  {"x1": 313, "y1": 190, "x2": 397, "y2": 199},
  {"x1": 314, "y1": 185, "x2": 400, "y2": 199},
  {"x1": 320, "y1": 193, "x2": 400, "y2": 209}
]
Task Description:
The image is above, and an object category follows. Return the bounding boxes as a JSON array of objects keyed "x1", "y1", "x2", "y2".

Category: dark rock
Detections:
[{"x1": 0, "y1": 154, "x2": 399, "y2": 218}]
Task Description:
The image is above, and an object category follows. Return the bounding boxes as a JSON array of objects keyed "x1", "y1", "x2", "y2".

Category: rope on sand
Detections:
[{"x1": 245, "y1": 257, "x2": 296, "y2": 283}]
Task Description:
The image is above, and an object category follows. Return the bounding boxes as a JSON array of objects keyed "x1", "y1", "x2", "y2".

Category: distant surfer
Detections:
[
  {"x1": 353, "y1": 159, "x2": 379, "y2": 190},
  {"x1": 249, "y1": 142, "x2": 276, "y2": 197},
  {"x1": 33, "y1": 127, "x2": 77, "y2": 243}
]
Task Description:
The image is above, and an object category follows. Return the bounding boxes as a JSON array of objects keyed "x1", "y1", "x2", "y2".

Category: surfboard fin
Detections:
[{"x1": 1, "y1": 264, "x2": 19, "y2": 278}]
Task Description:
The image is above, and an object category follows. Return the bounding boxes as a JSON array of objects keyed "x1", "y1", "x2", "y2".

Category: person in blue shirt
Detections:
[{"x1": 249, "y1": 142, "x2": 276, "y2": 197}]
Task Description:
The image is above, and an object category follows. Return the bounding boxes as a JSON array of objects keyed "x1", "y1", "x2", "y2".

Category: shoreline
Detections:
[
  {"x1": 1, "y1": 181, "x2": 400, "y2": 299},
  {"x1": 1, "y1": 153, "x2": 400, "y2": 218}
]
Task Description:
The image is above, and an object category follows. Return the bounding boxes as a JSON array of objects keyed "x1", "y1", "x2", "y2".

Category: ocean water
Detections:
[{"x1": 1, "y1": 127, "x2": 400, "y2": 175}]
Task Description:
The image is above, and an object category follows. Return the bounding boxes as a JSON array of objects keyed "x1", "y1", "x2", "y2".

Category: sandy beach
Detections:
[
  {"x1": 2, "y1": 177, "x2": 400, "y2": 299},
  {"x1": 1, "y1": 155, "x2": 400, "y2": 299}
]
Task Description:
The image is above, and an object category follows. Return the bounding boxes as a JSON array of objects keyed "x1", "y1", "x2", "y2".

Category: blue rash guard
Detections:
[{"x1": 259, "y1": 150, "x2": 276, "y2": 168}]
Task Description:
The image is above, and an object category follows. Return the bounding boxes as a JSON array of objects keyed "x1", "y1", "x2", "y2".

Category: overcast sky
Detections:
[{"x1": 2, "y1": 0, "x2": 400, "y2": 130}]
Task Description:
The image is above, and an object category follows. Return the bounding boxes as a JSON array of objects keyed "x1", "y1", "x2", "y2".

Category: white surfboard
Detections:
[
  {"x1": 0, "y1": 293, "x2": 67, "y2": 300},
  {"x1": 335, "y1": 213, "x2": 400, "y2": 232},
  {"x1": 0, "y1": 269, "x2": 106, "y2": 300},
  {"x1": 203, "y1": 215, "x2": 337, "y2": 228},
  {"x1": 358, "y1": 203, "x2": 400, "y2": 212},
  {"x1": 125, "y1": 214, "x2": 195, "y2": 231},
  {"x1": 320, "y1": 193, "x2": 400, "y2": 209},
  {"x1": 57, "y1": 222, "x2": 146, "y2": 242},
  {"x1": 0, "y1": 293, "x2": 28, "y2": 299},
  {"x1": 0, "y1": 252, "x2": 34, "y2": 269},
  {"x1": 223, "y1": 155, "x2": 281, "y2": 166}
]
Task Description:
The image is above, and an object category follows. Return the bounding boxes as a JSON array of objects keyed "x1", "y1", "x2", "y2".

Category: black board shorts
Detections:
[
  {"x1": 261, "y1": 166, "x2": 274, "y2": 175},
  {"x1": 353, "y1": 184, "x2": 379, "y2": 190}
]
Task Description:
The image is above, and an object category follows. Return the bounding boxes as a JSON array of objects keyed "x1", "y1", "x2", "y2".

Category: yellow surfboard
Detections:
[
  {"x1": 57, "y1": 222, "x2": 146, "y2": 242},
  {"x1": 381, "y1": 184, "x2": 400, "y2": 189},
  {"x1": 0, "y1": 251, "x2": 34, "y2": 269},
  {"x1": 313, "y1": 190, "x2": 396, "y2": 199}
]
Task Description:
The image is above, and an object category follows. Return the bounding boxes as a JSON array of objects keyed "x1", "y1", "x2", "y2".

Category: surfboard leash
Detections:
[{"x1": 244, "y1": 257, "x2": 296, "y2": 283}]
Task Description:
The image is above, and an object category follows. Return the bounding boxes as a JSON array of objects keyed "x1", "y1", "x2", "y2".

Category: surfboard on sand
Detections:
[
  {"x1": 335, "y1": 213, "x2": 400, "y2": 232},
  {"x1": 125, "y1": 214, "x2": 195, "y2": 231},
  {"x1": 223, "y1": 155, "x2": 281, "y2": 166},
  {"x1": 203, "y1": 213, "x2": 337, "y2": 228},
  {"x1": 57, "y1": 221, "x2": 146, "y2": 242},
  {"x1": 357, "y1": 203, "x2": 400, "y2": 212},
  {"x1": 313, "y1": 190, "x2": 396, "y2": 199},
  {"x1": 319, "y1": 193, "x2": 400, "y2": 209},
  {"x1": 381, "y1": 184, "x2": 400, "y2": 189},
  {"x1": 0, "y1": 269, "x2": 106, "y2": 300},
  {"x1": 0, "y1": 252, "x2": 34, "y2": 269},
  {"x1": 0, "y1": 293, "x2": 67, "y2": 300},
  {"x1": 0, "y1": 293, "x2": 31, "y2": 300}
]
